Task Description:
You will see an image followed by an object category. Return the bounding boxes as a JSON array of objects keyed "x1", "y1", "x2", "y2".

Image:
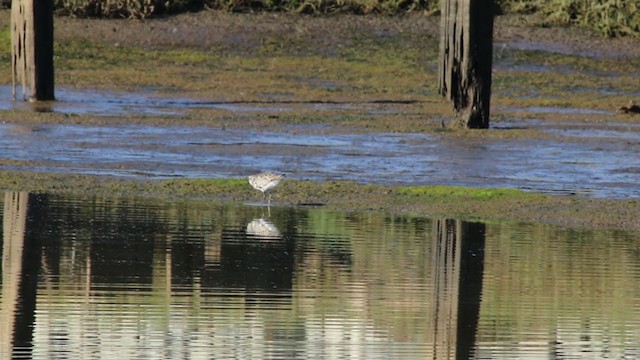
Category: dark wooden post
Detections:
[
  {"x1": 438, "y1": 0, "x2": 494, "y2": 129},
  {"x1": 11, "y1": 0, "x2": 55, "y2": 101}
]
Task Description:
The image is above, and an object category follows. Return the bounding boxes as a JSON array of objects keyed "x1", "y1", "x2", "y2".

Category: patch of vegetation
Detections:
[
  {"x1": 0, "y1": 0, "x2": 635, "y2": 36},
  {"x1": 497, "y1": 0, "x2": 640, "y2": 37},
  {"x1": 0, "y1": 0, "x2": 624, "y2": 37},
  {"x1": 396, "y1": 185, "x2": 539, "y2": 201},
  {"x1": 46, "y1": 0, "x2": 438, "y2": 18},
  {"x1": 0, "y1": 28, "x2": 11, "y2": 77},
  {"x1": 535, "y1": 0, "x2": 640, "y2": 38}
]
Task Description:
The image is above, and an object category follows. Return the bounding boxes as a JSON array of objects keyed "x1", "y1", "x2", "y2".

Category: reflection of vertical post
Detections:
[
  {"x1": 429, "y1": 219, "x2": 485, "y2": 359},
  {"x1": 0, "y1": 192, "x2": 29, "y2": 356},
  {"x1": 204, "y1": 231, "x2": 222, "y2": 269},
  {"x1": 456, "y1": 221, "x2": 485, "y2": 359},
  {"x1": 0, "y1": 192, "x2": 44, "y2": 358},
  {"x1": 430, "y1": 219, "x2": 461, "y2": 359}
]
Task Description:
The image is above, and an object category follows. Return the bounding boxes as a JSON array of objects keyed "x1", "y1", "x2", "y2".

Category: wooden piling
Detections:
[
  {"x1": 438, "y1": 0, "x2": 494, "y2": 129},
  {"x1": 11, "y1": 0, "x2": 55, "y2": 101}
]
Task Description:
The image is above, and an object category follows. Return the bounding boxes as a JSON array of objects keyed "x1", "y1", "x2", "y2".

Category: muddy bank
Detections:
[
  {"x1": 0, "y1": 11, "x2": 638, "y2": 230},
  {"x1": 0, "y1": 170, "x2": 638, "y2": 231}
]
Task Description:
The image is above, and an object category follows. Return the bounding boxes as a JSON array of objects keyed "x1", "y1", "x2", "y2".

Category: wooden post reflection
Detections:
[
  {"x1": 456, "y1": 221, "x2": 485, "y2": 359},
  {"x1": 430, "y1": 219, "x2": 461, "y2": 359},
  {"x1": 1, "y1": 192, "x2": 28, "y2": 356},
  {"x1": 429, "y1": 219, "x2": 485, "y2": 359},
  {"x1": 0, "y1": 192, "x2": 44, "y2": 358}
]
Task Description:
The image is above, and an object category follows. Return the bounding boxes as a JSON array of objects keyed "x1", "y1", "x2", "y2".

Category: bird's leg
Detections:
[{"x1": 267, "y1": 193, "x2": 272, "y2": 206}]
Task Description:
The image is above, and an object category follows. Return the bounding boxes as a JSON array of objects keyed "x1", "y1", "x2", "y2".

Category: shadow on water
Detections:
[{"x1": 3, "y1": 193, "x2": 639, "y2": 358}]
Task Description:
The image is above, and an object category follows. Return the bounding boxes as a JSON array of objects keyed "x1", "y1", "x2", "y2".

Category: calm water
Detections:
[
  {"x1": 1, "y1": 86, "x2": 640, "y2": 198},
  {"x1": 1, "y1": 193, "x2": 639, "y2": 359},
  {"x1": 1, "y1": 122, "x2": 639, "y2": 199}
]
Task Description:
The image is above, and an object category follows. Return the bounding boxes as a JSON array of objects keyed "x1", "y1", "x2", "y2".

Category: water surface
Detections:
[
  {"x1": 1, "y1": 193, "x2": 639, "y2": 358},
  {"x1": 0, "y1": 122, "x2": 638, "y2": 198},
  {"x1": 1, "y1": 85, "x2": 639, "y2": 198}
]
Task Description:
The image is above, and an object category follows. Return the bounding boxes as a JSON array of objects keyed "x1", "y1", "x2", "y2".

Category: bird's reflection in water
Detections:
[{"x1": 246, "y1": 218, "x2": 282, "y2": 240}]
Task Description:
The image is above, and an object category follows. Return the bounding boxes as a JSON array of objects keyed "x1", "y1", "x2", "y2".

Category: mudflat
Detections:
[{"x1": 0, "y1": 10, "x2": 639, "y2": 229}]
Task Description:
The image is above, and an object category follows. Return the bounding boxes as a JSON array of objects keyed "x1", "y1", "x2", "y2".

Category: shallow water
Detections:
[
  {"x1": 1, "y1": 193, "x2": 639, "y2": 359},
  {"x1": 1, "y1": 86, "x2": 639, "y2": 198},
  {"x1": 1, "y1": 86, "x2": 373, "y2": 116},
  {"x1": 0, "y1": 121, "x2": 639, "y2": 198}
]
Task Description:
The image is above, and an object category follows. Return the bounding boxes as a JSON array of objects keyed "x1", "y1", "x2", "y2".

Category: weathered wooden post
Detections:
[
  {"x1": 438, "y1": 0, "x2": 494, "y2": 129},
  {"x1": 11, "y1": 0, "x2": 55, "y2": 101}
]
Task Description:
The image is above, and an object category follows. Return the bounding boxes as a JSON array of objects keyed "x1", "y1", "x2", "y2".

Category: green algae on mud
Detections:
[
  {"x1": 0, "y1": 170, "x2": 638, "y2": 230},
  {"x1": 396, "y1": 185, "x2": 540, "y2": 201}
]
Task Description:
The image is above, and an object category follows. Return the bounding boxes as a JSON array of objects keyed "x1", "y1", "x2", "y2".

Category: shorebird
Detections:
[{"x1": 248, "y1": 172, "x2": 284, "y2": 205}]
